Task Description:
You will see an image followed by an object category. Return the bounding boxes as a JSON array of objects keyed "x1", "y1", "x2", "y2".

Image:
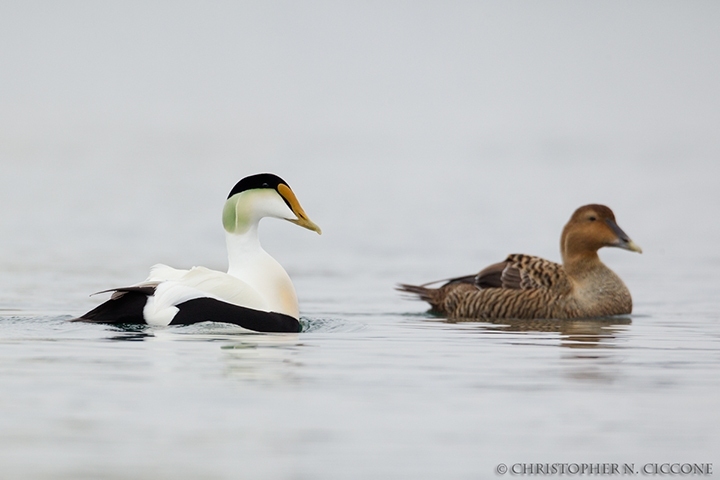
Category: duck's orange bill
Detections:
[{"x1": 277, "y1": 183, "x2": 322, "y2": 234}]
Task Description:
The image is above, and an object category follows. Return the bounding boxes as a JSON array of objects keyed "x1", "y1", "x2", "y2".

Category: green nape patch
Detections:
[
  {"x1": 222, "y1": 196, "x2": 237, "y2": 233},
  {"x1": 222, "y1": 194, "x2": 254, "y2": 234}
]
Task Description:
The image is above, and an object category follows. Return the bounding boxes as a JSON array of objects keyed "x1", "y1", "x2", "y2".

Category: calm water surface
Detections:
[{"x1": 1, "y1": 158, "x2": 719, "y2": 479}]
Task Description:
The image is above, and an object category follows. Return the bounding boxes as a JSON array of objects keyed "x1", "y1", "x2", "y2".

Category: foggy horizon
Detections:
[{"x1": 2, "y1": 1, "x2": 719, "y2": 165}]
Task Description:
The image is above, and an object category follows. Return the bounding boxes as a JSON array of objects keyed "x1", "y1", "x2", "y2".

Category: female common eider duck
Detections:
[
  {"x1": 75, "y1": 173, "x2": 321, "y2": 332},
  {"x1": 398, "y1": 204, "x2": 641, "y2": 320}
]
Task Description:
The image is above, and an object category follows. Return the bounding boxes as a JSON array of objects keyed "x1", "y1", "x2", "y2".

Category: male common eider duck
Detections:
[
  {"x1": 75, "y1": 173, "x2": 321, "y2": 332},
  {"x1": 398, "y1": 204, "x2": 641, "y2": 320}
]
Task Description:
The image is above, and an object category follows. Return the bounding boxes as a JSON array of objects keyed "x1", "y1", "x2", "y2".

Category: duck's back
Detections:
[{"x1": 437, "y1": 254, "x2": 579, "y2": 319}]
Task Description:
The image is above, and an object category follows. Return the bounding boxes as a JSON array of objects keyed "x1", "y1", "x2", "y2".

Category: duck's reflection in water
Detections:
[
  {"x1": 105, "y1": 324, "x2": 154, "y2": 342},
  {"x1": 461, "y1": 316, "x2": 632, "y2": 383},
  {"x1": 448, "y1": 315, "x2": 631, "y2": 349},
  {"x1": 218, "y1": 335, "x2": 306, "y2": 383},
  {"x1": 104, "y1": 323, "x2": 306, "y2": 384}
]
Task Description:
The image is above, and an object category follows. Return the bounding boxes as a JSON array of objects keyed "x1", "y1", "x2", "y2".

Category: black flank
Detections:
[{"x1": 171, "y1": 297, "x2": 302, "y2": 333}]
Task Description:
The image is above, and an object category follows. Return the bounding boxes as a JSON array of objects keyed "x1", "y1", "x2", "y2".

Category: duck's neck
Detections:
[
  {"x1": 562, "y1": 250, "x2": 605, "y2": 280},
  {"x1": 226, "y1": 223, "x2": 263, "y2": 275},
  {"x1": 225, "y1": 223, "x2": 299, "y2": 318}
]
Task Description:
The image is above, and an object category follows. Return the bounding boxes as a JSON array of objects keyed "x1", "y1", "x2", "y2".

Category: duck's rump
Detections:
[{"x1": 75, "y1": 287, "x2": 301, "y2": 333}]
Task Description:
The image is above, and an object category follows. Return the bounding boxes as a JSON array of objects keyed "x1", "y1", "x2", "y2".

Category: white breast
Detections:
[{"x1": 227, "y1": 249, "x2": 299, "y2": 319}]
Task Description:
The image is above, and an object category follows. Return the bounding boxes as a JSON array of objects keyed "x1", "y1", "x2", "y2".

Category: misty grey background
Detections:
[
  {"x1": 1, "y1": 2, "x2": 719, "y2": 479},
  {"x1": 2, "y1": 1, "x2": 719, "y2": 305}
]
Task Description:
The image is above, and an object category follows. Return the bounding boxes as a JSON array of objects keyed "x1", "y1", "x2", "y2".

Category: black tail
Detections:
[{"x1": 73, "y1": 288, "x2": 153, "y2": 324}]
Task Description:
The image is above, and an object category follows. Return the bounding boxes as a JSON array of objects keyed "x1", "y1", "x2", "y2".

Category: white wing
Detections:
[
  {"x1": 179, "y1": 266, "x2": 269, "y2": 309},
  {"x1": 143, "y1": 264, "x2": 189, "y2": 283},
  {"x1": 136, "y1": 264, "x2": 268, "y2": 308}
]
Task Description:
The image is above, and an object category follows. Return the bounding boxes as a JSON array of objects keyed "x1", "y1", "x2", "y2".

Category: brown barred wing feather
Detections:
[{"x1": 501, "y1": 254, "x2": 570, "y2": 292}]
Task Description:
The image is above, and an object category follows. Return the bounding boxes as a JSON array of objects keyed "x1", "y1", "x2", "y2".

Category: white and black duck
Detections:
[{"x1": 75, "y1": 173, "x2": 321, "y2": 333}]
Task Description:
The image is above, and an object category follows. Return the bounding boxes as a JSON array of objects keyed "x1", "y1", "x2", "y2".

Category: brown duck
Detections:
[{"x1": 398, "y1": 204, "x2": 642, "y2": 320}]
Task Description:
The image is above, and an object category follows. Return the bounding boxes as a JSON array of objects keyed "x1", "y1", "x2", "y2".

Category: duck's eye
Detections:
[
  {"x1": 588, "y1": 216, "x2": 596, "y2": 222},
  {"x1": 262, "y1": 183, "x2": 269, "y2": 188}
]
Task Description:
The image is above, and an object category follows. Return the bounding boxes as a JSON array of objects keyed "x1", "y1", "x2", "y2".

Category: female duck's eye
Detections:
[{"x1": 588, "y1": 216, "x2": 596, "y2": 222}]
